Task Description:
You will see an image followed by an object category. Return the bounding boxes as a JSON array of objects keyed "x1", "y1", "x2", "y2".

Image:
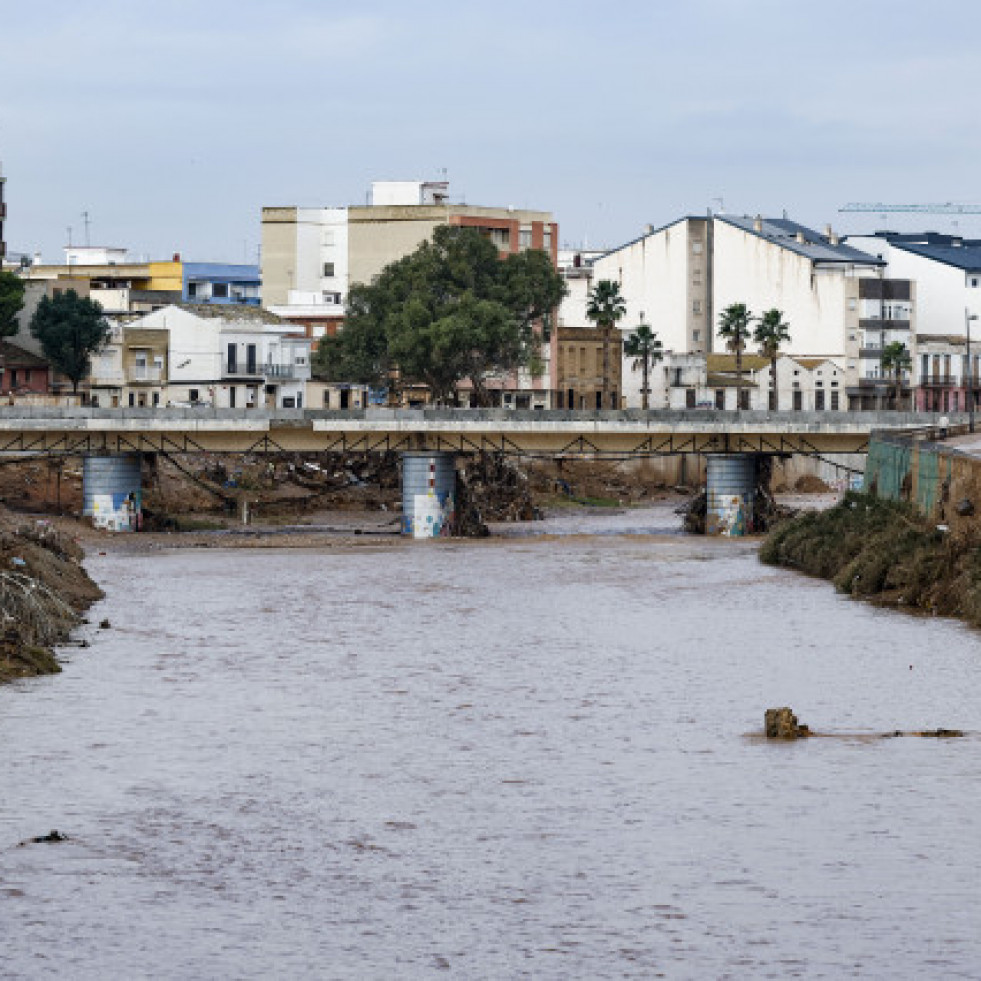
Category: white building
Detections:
[
  {"x1": 844, "y1": 232, "x2": 980, "y2": 336},
  {"x1": 123, "y1": 305, "x2": 312, "y2": 409},
  {"x1": 595, "y1": 214, "x2": 914, "y2": 410}
]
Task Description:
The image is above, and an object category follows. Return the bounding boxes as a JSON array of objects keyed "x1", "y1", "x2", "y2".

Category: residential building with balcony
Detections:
[
  {"x1": 0, "y1": 341, "x2": 51, "y2": 399},
  {"x1": 594, "y1": 214, "x2": 894, "y2": 409},
  {"x1": 912, "y1": 334, "x2": 980, "y2": 414},
  {"x1": 121, "y1": 304, "x2": 311, "y2": 409},
  {"x1": 262, "y1": 180, "x2": 557, "y2": 407},
  {"x1": 552, "y1": 325, "x2": 623, "y2": 410}
]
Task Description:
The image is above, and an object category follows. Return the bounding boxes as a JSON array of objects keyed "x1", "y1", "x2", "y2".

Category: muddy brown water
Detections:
[{"x1": 2, "y1": 503, "x2": 981, "y2": 979}]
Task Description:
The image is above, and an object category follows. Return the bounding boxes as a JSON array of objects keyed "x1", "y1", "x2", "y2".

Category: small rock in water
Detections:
[
  {"x1": 765, "y1": 706, "x2": 811, "y2": 739},
  {"x1": 99, "y1": 619, "x2": 111, "y2": 629}
]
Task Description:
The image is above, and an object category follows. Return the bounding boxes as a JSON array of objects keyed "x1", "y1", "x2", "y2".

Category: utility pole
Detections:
[
  {"x1": 967, "y1": 308, "x2": 978, "y2": 433},
  {"x1": 81, "y1": 211, "x2": 91, "y2": 246}
]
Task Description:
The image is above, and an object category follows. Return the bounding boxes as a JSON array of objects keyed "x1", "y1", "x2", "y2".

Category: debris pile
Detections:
[
  {"x1": 0, "y1": 511, "x2": 103, "y2": 683},
  {"x1": 764, "y1": 707, "x2": 811, "y2": 739},
  {"x1": 457, "y1": 454, "x2": 542, "y2": 524}
]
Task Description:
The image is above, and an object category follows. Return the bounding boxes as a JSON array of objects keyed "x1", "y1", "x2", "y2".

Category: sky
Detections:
[{"x1": 3, "y1": 0, "x2": 981, "y2": 264}]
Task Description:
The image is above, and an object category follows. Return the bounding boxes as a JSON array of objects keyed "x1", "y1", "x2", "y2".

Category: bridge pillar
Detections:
[
  {"x1": 82, "y1": 453, "x2": 143, "y2": 532},
  {"x1": 401, "y1": 451, "x2": 456, "y2": 538},
  {"x1": 705, "y1": 454, "x2": 757, "y2": 536}
]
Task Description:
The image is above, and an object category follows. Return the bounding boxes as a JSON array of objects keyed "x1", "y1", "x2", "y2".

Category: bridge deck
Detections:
[{"x1": 0, "y1": 408, "x2": 935, "y2": 456}]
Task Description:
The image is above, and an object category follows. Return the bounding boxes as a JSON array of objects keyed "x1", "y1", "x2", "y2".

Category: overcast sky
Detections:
[{"x1": 3, "y1": 0, "x2": 980, "y2": 263}]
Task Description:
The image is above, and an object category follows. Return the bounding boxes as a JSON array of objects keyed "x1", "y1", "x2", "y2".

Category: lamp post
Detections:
[{"x1": 967, "y1": 309, "x2": 979, "y2": 433}]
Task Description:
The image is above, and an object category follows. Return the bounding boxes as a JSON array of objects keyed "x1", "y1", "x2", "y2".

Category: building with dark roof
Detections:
[{"x1": 592, "y1": 214, "x2": 908, "y2": 408}]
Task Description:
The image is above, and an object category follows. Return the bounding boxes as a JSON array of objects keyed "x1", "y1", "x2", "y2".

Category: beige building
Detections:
[
  {"x1": 262, "y1": 180, "x2": 559, "y2": 406},
  {"x1": 552, "y1": 325, "x2": 623, "y2": 410}
]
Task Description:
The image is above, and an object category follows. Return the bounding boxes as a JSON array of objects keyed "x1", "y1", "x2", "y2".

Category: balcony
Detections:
[
  {"x1": 129, "y1": 365, "x2": 162, "y2": 383},
  {"x1": 859, "y1": 318, "x2": 910, "y2": 331},
  {"x1": 919, "y1": 374, "x2": 957, "y2": 387},
  {"x1": 223, "y1": 360, "x2": 296, "y2": 380}
]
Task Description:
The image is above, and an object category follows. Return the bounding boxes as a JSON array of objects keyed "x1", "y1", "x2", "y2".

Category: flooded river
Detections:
[{"x1": 2, "y1": 505, "x2": 981, "y2": 978}]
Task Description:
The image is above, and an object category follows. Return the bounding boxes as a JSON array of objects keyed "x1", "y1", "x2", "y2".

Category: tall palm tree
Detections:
[
  {"x1": 624, "y1": 318, "x2": 664, "y2": 409},
  {"x1": 718, "y1": 303, "x2": 753, "y2": 411},
  {"x1": 586, "y1": 279, "x2": 627, "y2": 408},
  {"x1": 753, "y1": 309, "x2": 791, "y2": 411},
  {"x1": 881, "y1": 341, "x2": 912, "y2": 410}
]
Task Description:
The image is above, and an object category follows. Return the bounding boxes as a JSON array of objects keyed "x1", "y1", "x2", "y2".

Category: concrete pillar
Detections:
[
  {"x1": 705, "y1": 454, "x2": 756, "y2": 536},
  {"x1": 82, "y1": 453, "x2": 143, "y2": 532},
  {"x1": 401, "y1": 451, "x2": 456, "y2": 538}
]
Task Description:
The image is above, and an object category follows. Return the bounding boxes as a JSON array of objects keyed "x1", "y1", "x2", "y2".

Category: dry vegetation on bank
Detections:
[
  {"x1": 0, "y1": 510, "x2": 103, "y2": 683},
  {"x1": 760, "y1": 492, "x2": 981, "y2": 626}
]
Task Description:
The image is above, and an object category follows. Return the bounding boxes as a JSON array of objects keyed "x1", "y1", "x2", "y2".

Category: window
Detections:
[
  {"x1": 189, "y1": 388, "x2": 199, "y2": 402},
  {"x1": 692, "y1": 329, "x2": 700, "y2": 342},
  {"x1": 24, "y1": 370, "x2": 31, "y2": 383},
  {"x1": 323, "y1": 262, "x2": 335, "y2": 277},
  {"x1": 971, "y1": 277, "x2": 980, "y2": 288},
  {"x1": 543, "y1": 227, "x2": 552, "y2": 251},
  {"x1": 692, "y1": 242, "x2": 703, "y2": 254},
  {"x1": 692, "y1": 299, "x2": 702, "y2": 315},
  {"x1": 229, "y1": 387, "x2": 236, "y2": 408},
  {"x1": 187, "y1": 282, "x2": 197, "y2": 298},
  {"x1": 815, "y1": 390, "x2": 825, "y2": 410},
  {"x1": 227, "y1": 343, "x2": 237, "y2": 373},
  {"x1": 212, "y1": 283, "x2": 229, "y2": 299},
  {"x1": 322, "y1": 291, "x2": 341, "y2": 304},
  {"x1": 246, "y1": 344, "x2": 257, "y2": 374},
  {"x1": 831, "y1": 391, "x2": 840, "y2": 410},
  {"x1": 519, "y1": 228, "x2": 532, "y2": 250}
]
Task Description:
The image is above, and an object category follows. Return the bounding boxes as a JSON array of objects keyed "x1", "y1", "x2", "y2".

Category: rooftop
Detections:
[
  {"x1": 861, "y1": 232, "x2": 981, "y2": 272},
  {"x1": 718, "y1": 216, "x2": 885, "y2": 265}
]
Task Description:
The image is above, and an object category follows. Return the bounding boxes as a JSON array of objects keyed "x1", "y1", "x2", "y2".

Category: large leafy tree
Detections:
[
  {"x1": 315, "y1": 225, "x2": 565, "y2": 405},
  {"x1": 586, "y1": 279, "x2": 627, "y2": 408},
  {"x1": 623, "y1": 319, "x2": 663, "y2": 410},
  {"x1": 718, "y1": 303, "x2": 753, "y2": 411},
  {"x1": 881, "y1": 340, "x2": 911, "y2": 410},
  {"x1": 0, "y1": 270, "x2": 25, "y2": 341},
  {"x1": 753, "y1": 308, "x2": 791, "y2": 411},
  {"x1": 29, "y1": 289, "x2": 111, "y2": 394}
]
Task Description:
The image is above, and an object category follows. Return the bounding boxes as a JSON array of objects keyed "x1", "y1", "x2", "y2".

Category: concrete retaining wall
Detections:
[{"x1": 866, "y1": 429, "x2": 981, "y2": 535}]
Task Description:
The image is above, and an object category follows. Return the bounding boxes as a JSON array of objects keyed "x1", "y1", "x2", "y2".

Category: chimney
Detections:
[
  {"x1": 753, "y1": 215, "x2": 763, "y2": 233},
  {"x1": 173, "y1": 252, "x2": 181, "y2": 262},
  {"x1": 796, "y1": 231, "x2": 806, "y2": 245},
  {"x1": 645, "y1": 223, "x2": 654, "y2": 235},
  {"x1": 824, "y1": 224, "x2": 833, "y2": 238},
  {"x1": 829, "y1": 232, "x2": 840, "y2": 246}
]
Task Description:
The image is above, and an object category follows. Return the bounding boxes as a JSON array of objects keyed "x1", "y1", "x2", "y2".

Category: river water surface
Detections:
[{"x1": 2, "y1": 505, "x2": 981, "y2": 979}]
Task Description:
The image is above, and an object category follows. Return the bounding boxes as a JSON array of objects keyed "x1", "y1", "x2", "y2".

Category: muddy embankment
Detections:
[
  {"x1": 0, "y1": 509, "x2": 103, "y2": 683},
  {"x1": 760, "y1": 491, "x2": 981, "y2": 627}
]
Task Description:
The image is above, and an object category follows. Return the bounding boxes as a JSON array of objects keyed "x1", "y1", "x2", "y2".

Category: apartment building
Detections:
[
  {"x1": 262, "y1": 180, "x2": 558, "y2": 406},
  {"x1": 126, "y1": 304, "x2": 311, "y2": 409},
  {"x1": 595, "y1": 214, "x2": 915, "y2": 409},
  {"x1": 552, "y1": 325, "x2": 623, "y2": 409}
]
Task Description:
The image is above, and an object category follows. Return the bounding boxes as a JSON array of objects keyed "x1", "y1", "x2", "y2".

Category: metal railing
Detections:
[
  {"x1": 129, "y1": 365, "x2": 162, "y2": 382},
  {"x1": 223, "y1": 360, "x2": 296, "y2": 380}
]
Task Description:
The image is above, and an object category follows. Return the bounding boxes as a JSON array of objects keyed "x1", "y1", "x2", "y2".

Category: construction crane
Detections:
[{"x1": 839, "y1": 202, "x2": 981, "y2": 214}]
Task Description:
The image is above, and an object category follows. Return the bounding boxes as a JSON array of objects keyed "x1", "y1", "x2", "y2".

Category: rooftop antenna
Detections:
[
  {"x1": 67, "y1": 226, "x2": 73, "y2": 247},
  {"x1": 81, "y1": 210, "x2": 91, "y2": 246}
]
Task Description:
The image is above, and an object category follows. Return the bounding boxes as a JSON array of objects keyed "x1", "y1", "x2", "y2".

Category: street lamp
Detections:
[{"x1": 967, "y1": 308, "x2": 979, "y2": 433}]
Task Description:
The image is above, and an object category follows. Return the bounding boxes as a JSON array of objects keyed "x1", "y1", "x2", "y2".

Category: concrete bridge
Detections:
[
  {"x1": 0, "y1": 407, "x2": 931, "y2": 458},
  {"x1": 0, "y1": 408, "x2": 937, "y2": 535}
]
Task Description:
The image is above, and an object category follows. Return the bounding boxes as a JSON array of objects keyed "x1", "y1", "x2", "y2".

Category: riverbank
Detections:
[
  {"x1": 760, "y1": 491, "x2": 981, "y2": 626},
  {"x1": 0, "y1": 508, "x2": 104, "y2": 683}
]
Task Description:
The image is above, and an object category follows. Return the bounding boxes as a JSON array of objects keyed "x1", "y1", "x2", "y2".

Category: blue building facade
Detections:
[{"x1": 182, "y1": 262, "x2": 260, "y2": 306}]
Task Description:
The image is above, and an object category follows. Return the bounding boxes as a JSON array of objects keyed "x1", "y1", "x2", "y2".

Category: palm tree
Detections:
[
  {"x1": 753, "y1": 309, "x2": 791, "y2": 411},
  {"x1": 586, "y1": 279, "x2": 627, "y2": 408},
  {"x1": 718, "y1": 303, "x2": 753, "y2": 411},
  {"x1": 624, "y1": 317, "x2": 664, "y2": 409},
  {"x1": 881, "y1": 341, "x2": 911, "y2": 410}
]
